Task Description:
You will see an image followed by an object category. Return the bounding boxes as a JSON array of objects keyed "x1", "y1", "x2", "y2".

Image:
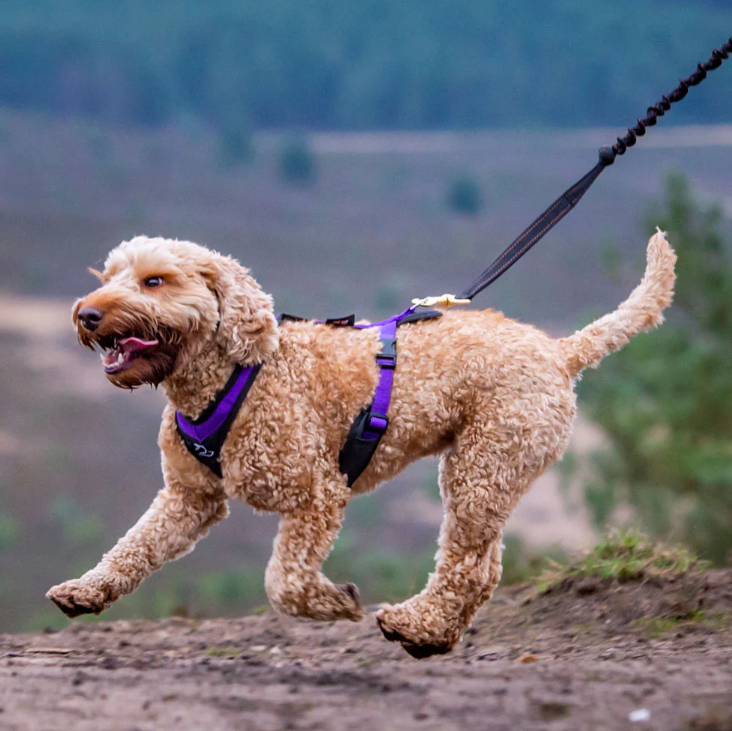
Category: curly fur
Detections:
[{"x1": 47, "y1": 231, "x2": 676, "y2": 658}]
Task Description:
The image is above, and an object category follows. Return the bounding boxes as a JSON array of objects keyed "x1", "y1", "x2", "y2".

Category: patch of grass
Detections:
[
  {"x1": 205, "y1": 645, "x2": 241, "y2": 658},
  {"x1": 704, "y1": 613, "x2": 732, "y2": 630},
  {"x1": 635, "y1": 611, "x2": 704, "y2": 638},
  {"x1": 634, "y1": 611, "x2": 730, "y2": 638},
  {"x1": 536, "y1": 530, "x2": 706, "y2": 592},
  {"x1": 344, "y1": 493, "x2": 382, "y2": 528}
]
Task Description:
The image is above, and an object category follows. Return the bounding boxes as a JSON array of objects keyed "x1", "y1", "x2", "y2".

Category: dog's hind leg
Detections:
[
  {"x1": 377, "y1": 387, "x2": 571, "y2": 658},
  {"x1": 264, "y1": 477, "x2": 363, "y2": 622}
]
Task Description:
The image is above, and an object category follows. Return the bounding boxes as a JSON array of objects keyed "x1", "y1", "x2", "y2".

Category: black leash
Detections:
[{"x1": 459, "y1": 36, "x2": 732, "y2": 302}]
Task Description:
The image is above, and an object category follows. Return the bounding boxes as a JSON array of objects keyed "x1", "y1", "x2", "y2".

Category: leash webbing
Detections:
[
  {"x1": 458, "y1": 161, "x2": 606, "y2": 299},
  {"x1": 459, "y1": 35, "x2": 732, "y2": 302}
]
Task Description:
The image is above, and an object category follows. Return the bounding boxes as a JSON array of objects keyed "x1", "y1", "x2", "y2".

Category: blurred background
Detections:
[{"x1": 0, "y1": 1, "x2": 730, "y2": 632}]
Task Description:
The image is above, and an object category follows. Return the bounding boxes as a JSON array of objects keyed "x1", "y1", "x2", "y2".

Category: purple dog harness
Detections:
[{"x1": 175, "y1": 306, "x2": 440, "y2": 484}]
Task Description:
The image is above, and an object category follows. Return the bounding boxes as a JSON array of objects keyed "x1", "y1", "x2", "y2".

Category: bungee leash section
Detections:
[{"x1": 413, "y1": 36, "x2": 732, "y2": 307}]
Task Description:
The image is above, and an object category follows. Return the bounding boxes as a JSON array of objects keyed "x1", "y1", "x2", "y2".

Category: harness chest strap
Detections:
[
  {"x1": 175, "y1": 363, "x2": 261, "y2": 478},
  {"x1": 174, "y1": 308, "x2": 440, "y2": 482}
]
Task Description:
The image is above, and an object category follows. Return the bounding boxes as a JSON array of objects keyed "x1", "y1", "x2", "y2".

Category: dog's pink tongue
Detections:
[{"x1": 119, "y1": 336, "x2": 158, "y2": 353}]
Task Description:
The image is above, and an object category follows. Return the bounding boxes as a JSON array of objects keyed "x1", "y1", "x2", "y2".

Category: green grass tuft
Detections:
[
  {"x1": 536, "y1": 529, "x2": 706, "y2": 592},
  {"x1": 634, "y1": 611, "x2": 730, "y2": 638}
]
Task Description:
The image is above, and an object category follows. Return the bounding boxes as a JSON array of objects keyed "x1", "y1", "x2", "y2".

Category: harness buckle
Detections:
[
  {"x1": 411, "y1": 293, "x2": 471, "y2": 308},
  {"x1": 376, "y1": 337, "x2": 397, "y2": 370}
]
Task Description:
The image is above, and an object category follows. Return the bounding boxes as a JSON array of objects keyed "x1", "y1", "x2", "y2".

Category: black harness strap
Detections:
[
  {"x1": 176, "y1": 363, "x2": 262, "y2": 477},
  {"x1": 459, "y1": 36, "x2": 732, "y2": 302}
]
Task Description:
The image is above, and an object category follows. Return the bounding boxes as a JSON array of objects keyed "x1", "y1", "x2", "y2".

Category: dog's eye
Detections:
[{"x1": 143, "y1": 276, "x2": 164, "y2": 289}]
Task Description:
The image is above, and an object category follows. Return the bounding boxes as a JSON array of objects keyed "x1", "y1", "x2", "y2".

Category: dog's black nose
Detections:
[{"x1": 77, "y1": 307, "x2": 104, "y2": 331}]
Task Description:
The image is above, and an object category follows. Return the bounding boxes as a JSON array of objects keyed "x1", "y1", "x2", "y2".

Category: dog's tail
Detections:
[{"x1": 559, "y1": 229, "x2": 676, "y2": 378}]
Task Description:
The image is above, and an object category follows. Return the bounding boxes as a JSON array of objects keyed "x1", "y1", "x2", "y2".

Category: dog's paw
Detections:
[
  {"x1": 307, "y1": 580, "x2": 364, "y2": 621},
  {"x1": 307, "y1": 581, "x2": 363, "y2": 622},
  {"x1": 333, "y1": 582, "x2": 363, "y2": 621},
  {"x1": 267, "y1": 576, "x2": 364, "y2": 622},
  {"x1": 46, "y1": 579, "x2": 111, "y2": 618},
  {"x1": 375, "y1": 602, "x2": 458, "y2": 660}
]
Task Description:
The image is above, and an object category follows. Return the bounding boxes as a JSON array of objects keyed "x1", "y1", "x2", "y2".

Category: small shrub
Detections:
[
  {"x1": 536, "y1": 529, "x2": 705, "y2": 593},
  {"x1": 580, "y1": 175, "x2": 732, "y2": 564},
  {"x1": 279, "y1": 138, "x2": 316, "y2": 185},
  {"x1": 446, "y1": 175, "x2": 482, "y2": 215},
  {"x1": 634, "y1": 611, "x2": 705, "y2": 638}
]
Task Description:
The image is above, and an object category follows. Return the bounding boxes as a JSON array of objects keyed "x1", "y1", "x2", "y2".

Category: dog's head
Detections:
[{"x1": 73, "y1": 236, "x2": 278, "y2": 389}]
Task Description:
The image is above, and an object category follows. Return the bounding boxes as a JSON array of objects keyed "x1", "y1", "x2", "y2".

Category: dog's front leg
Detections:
[
  {"x1": 47, "y1": 465, "x2": 227, "y2": 618},
  {"x1": 265, "y1": 490, "x2": 363, "y2": 622}
]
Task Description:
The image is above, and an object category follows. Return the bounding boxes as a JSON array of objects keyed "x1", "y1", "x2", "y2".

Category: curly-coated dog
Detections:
[{"x1": 47, "y1": 231, "x2": 675, "y2": 658}]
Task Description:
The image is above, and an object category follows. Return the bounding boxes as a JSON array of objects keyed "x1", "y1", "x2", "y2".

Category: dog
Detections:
[{"x1": 46, "y1": 231, "x2": 675, "y2": 658}]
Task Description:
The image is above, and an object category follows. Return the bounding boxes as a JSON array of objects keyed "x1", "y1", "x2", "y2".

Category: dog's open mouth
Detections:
[{"x1": 99, "y1": 335, "x2": 159, "y2": 374}]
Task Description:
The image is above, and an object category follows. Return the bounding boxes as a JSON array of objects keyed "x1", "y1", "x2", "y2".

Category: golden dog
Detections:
[{"x1": 47, "y1": 232, "x2": 675, "y2": 657}]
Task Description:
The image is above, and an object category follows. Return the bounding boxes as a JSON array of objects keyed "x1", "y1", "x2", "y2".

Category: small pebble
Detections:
[{"x1": 629, "y1": 708, "x2": 651, "y2": 723}]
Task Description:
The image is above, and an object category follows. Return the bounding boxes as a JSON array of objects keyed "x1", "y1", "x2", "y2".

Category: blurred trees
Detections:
[
  {"x1": 446, "y1": 175, "x2": 482, "y2": 215},
  {"x1": 579, "y1": 174, "x2": 732, "y2": 564},
  {"x1": 217, "y1": 122, "x2": 254, "y2": 169},
  {"x1": 279, "y1": 139, "x2": 316, "y2": 184},
  {"x1": 0, "y1": 1, "x2": 729, "y2": 131}
]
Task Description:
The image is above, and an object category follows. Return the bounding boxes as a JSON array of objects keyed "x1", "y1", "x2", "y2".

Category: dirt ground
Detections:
[{"x1": 1, "y1": 570, "x2": 730, "y2": 731}]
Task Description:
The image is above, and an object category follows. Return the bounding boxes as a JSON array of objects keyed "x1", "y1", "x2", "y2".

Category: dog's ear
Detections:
[{"x1": 201, "y1": 254, "x2": 279, "y2": 364}]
